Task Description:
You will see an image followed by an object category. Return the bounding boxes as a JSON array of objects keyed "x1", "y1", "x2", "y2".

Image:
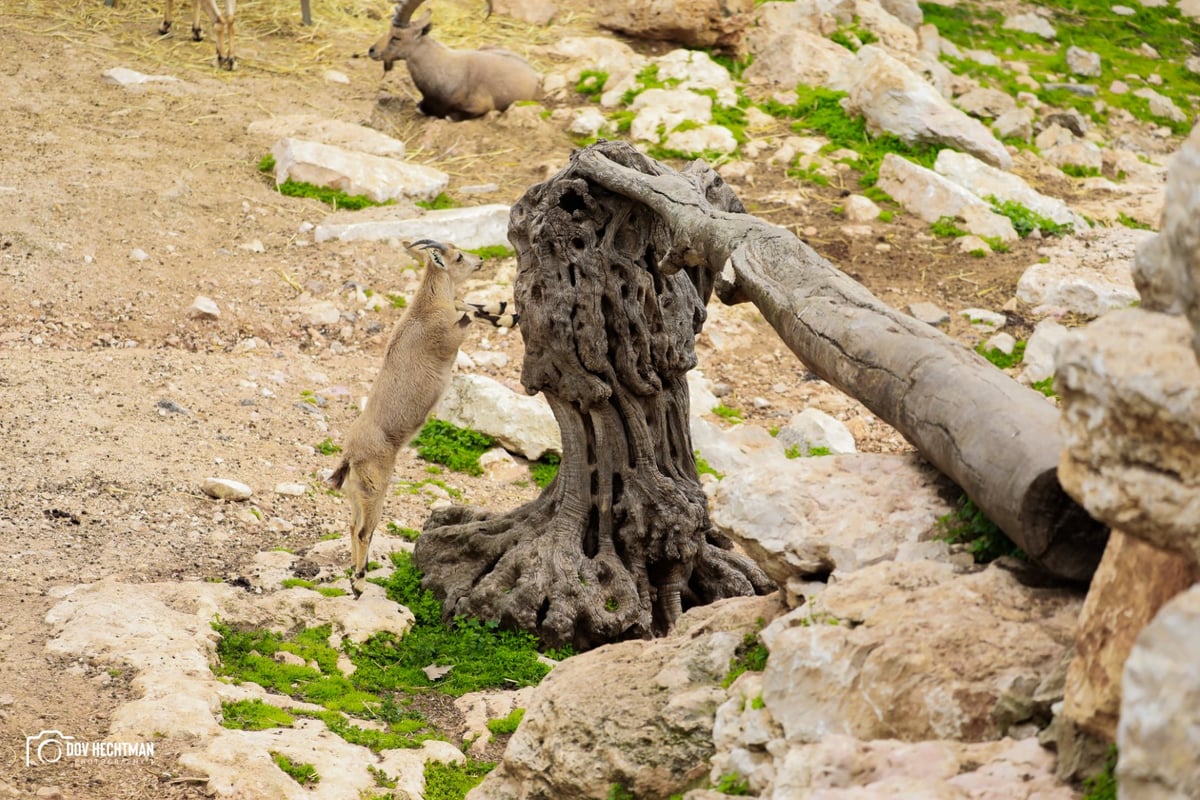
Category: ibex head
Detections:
[
  {"x1": 368, "y1": 0, "x2": 434, "y2": 72},
  {"x1": 405, "y1": 239, "x2": 483, "y2": 284}
]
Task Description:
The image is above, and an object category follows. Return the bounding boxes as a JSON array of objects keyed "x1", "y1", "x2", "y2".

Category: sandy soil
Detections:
[{"x1": 0, "y1": 1, "x2": 1113, "y2": 796}]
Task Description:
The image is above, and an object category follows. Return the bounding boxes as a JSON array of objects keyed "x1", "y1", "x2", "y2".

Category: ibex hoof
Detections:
[
  {"x1": 218, "y1": 55, "x2": 235, "y2": 71},
  {"x1": 351, "y1": 576, "x2": 368, "y2": 598},
  {"x1": 158, "y1": 21, "x2": 173, "y2": 35},
  {"x1": 191, "y1": 26, "x2": 204, "y2": 42}
]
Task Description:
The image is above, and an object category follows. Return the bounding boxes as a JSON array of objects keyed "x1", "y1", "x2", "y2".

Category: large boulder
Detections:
[
  {"x1": 1133, "y1": 122, "x2": 1200, "y2": 358},
  {"x1": 596, "y1": 0, "x2": 754, "y2": 50},
  {"x1": 1056, "y1": 309, "x2": 1200, "y2": 565},
  {"x1": 760, "y1": 561, "x2": 1081, "y2": 743},
  {"x1": 469, "y1": 595, "x2": 786, "y2": 799},
  {"x1": 1119, "y1": 585, "x2": 1200, "y2": 798},
  {"x1": 844, "y1": 46, "x2": 1012, "y2": 169},
  {"x1": 1061, "y1": 531, "x2": 1199, "y2": 743},
  {"x1": 710, "y1": 453, "x2": 955, "y2": 597}
]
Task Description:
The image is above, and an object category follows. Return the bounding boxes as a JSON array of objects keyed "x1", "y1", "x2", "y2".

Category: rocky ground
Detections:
[{"x1": 0, "y1": 0, "x2": 1191, "y2": 797}]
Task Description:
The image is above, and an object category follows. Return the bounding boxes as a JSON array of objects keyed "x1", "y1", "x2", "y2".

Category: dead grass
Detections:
[{"x1": 2, "y1": 0, "x2": 594, "y2": 76}]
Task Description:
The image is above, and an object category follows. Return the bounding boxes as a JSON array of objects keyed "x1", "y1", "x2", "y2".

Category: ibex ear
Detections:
[{"x1": 409, "y1": 239, "x2": 448, "y2": 270}]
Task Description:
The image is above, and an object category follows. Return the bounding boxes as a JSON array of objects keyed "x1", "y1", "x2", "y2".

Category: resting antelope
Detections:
[{"x1": 367, "y1": 0, "x2": 542, "y2": 120}]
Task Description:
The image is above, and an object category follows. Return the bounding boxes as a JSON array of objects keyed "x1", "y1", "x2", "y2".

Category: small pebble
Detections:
[{"x1": 202, "y1": 478, "x2": 253, "y2": 501}]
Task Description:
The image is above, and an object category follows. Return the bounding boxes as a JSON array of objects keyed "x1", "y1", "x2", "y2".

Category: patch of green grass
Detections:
[
  {"x1": 385, "y1": 521, "x2": 422, "y2": 542},
  {"x1": 530, "y1": 453, "x2": 560, "y2": 489},
  {"x1": 575, "y1": 69, "x2": 609, "y2": 100},
  {"x1": 716, "y1": 772, "x2": 752, "y2": 795},
  {"x1": 315, "y1": 438, "x2": 342, "y2": 456},
  {"x1": 369, "y1": 765, "x2": 398, "y2": 789},
  {"x1": 423, "y1": 759, "x2": 495, "y2": 800},
  {"x1": 1083, "y1": 746, "x2": 1118, "y2": 800},
  {"x1": 750, "y1": 694, "x2": 765, "y2": 710},
  {"x1": 486, "y1": 707, "x2": 525, "y2": 737},
  {"x1": 411, "y1": 419, "x2": 496, "y2": 476},
  {"x1": 346, "y1": 553, "x2": 551, "y2": 697},
  {"x1": 386, "y1": 293, "x2": 408, "y2": 309},
  {"x1": 708, "y1": 50, "x2": 755, "y2": 81},
  {"x1": 976, "y1": 339, "x2": 1027, "y2": 369},
  {"x1": 765, "y1": 85, "x2": 940, "y2": 188},
  {"x1": 787, "y1": 162, "x2": 831, "y2": 187},
  {"x1": 930, "y1": 216, "x2": 969, "y2": 238},
  {"x1": 281, "y1": 578, "x2": 315, "y2": 590},
  {"x1": 936, "y1": 494, "x2": 1026, "y2": 563},
  {"x1": 220, "y1": 699, "x2": 295, "y2": 731},
  {"x1": 723, "y1": 623, "x2": 769, "y2": 688},
  {"x1": 830, "y1": 20, "x2": 879, "y2": 51},
  {"x1": 607, "y1": 785, "x2": 636, "y2": 800},
  {"x1": 878, "y1": 209, "x2": 895, "y2": 223},
  {"x1": 712, "y1": 404, "x2": 743, "y2": 423},
  {"x1": 620, "y1": 64, "x2": 681, "y2": 106},
  {"x1": 1031, "y1": 377, "x2": 1058, "y2": 398},
  {"x1": 300, "y1": 389, "x2": 319, "y2": 406},
  {"x1": 415, "y1": 193, "x2": 459, "y2": 211},
  {"x1": 466, "y1": 245, "x2": 516, "y2": 260},
  {"x1": 1116, "y1": 212, "x2": 1153, "y2": 231},
  {"x1": 695, "y1": 452, "x2": 724, "y2": 481},
  {"x1": 1061, "y1": 164, "x2": 1101, "y2": 178},
  {"x1": 316, "y1": 586, "x2": 348, "y2": 598},
  {"x1": 395, "y1": 477, "x2": 463, "y2": 500},
  {"x1": 258, "y1": 154, "x2": 392, "y2": 210},
  {"x1": 272, "y1": 752, "x2": 320, "y2": 786},
  {"x1": 988, "y1": 197, "x2": 1075, "y2": 237}
]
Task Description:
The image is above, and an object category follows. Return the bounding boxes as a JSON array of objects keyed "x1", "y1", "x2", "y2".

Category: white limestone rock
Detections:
[
  {"x1": 314, "y1": 204, "x2": 511, "y2": 251},
  {"x1": 271, "y1": 138, "x2": 447, "y2": 203},
  {"x1": 934, "y1": 149, "x2": 1091, "y2": 231},
  {"x1": 434, "y1": 374, "x2": 561, "y2": 461},
  {"x1": 247, "y1": 115, "x2": 406, "y2": 159}
]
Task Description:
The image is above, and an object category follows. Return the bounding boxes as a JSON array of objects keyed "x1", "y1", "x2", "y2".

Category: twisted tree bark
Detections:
[
  {"x1": 563, "y1": 141, "x2": 1107, "y2": 581},
  {"x1": 412, "y1": 143, "x2": 774, "y2": 651}
]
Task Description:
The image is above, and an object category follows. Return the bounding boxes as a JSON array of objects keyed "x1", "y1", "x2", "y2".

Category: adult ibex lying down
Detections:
[
  {"x1": 329, "y1": 240, "x2": 517, "y2": 596},
  {"x1": 161, "y1": 0, "x2": 237, "y2": 70},
  {"x1": 368, "y1": 0, "x2": 541, "y2": 120}
]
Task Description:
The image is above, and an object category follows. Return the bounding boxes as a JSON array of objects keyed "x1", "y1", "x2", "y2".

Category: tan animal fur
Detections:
[
  {"x1": 367, "y1": 0, "x2": 541, "y2": 120},
  {"x1": 329, "y1": 240, "x2": 508, "y2": 596},
  {"x1": 160, "y1": 0, "x2": 237, "y2": 70}
]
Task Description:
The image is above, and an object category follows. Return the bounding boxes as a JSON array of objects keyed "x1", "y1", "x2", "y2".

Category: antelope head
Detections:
[{"x1": 368, "y1": 0, "x2": 434, "y2": 72}]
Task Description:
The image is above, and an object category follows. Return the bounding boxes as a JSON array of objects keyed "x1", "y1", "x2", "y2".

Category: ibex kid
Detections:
[
  {"x1": 368, "y1": 0, "x2": 541, "y2": 120},
  {"x1": 329, "y1": 240, "x2": 515, "y2": 596}
]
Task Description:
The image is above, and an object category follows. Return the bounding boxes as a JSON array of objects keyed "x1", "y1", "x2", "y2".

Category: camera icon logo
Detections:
[{"x1": 25, "y1": 730, "x2": 74, "y2": 766}]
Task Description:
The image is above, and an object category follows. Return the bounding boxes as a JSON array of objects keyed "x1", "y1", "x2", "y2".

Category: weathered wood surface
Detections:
[
  {"x1": 569, "y1": 141, "x2": 1107, "y2": 581},
  {"x1": 413, "y1": 144, "x2": 773, "y2": 651}
]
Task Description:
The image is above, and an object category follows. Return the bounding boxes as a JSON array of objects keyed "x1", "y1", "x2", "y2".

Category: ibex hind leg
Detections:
[
  {"x1": 159, "y1": 0, "x2": 175, "y2": 35},
  {"x1": 343, "y1": 461, "x2": 389, "y2": 598}
]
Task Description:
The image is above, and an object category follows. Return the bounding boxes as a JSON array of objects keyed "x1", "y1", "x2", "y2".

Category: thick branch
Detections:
[{"x1": 572, "y1": 141, "x2": 1106, "y2": 581}]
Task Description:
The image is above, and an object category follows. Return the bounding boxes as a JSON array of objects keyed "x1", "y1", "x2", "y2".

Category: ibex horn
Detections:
[{"x1": 392, "y1": 0, "x2": 428, "y2": 27}]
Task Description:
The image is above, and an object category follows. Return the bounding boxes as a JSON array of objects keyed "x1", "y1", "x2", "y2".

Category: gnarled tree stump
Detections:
[{"x1": 412, "y1": 144, "x2": 775, "y2": 651}]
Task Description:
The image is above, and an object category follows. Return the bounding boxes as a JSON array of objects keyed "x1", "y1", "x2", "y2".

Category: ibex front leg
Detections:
[{"x1": 198, "y1": 0, "x2": 236, "y2": 70}]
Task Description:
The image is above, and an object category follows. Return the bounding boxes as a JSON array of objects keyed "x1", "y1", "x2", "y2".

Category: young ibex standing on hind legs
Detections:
[
  {"x1": 329, "y1": 240, "x2": 517, "y2": 596},
  {"x1": 367, "y1": 0, "x2": 541, "y2": 120}
]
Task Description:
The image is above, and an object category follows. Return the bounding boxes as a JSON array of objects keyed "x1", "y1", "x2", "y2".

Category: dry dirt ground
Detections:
[{"x1": 0, "y1": 1, "x2": 1120, "y2": 796}]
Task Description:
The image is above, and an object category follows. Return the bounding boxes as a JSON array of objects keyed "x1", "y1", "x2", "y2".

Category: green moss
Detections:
[
  {"x1": 724, "y1": 622, "x2": 769, "y2": 688},
  {"x1": 424, "y1": 760, "x2": 495, "y2": 800},
  {"x1": 466, "y1": 245, "x2": 516, "y2": 260},
  {"x1": 415, "y1": 193, "x2": 459, "y2": 210},
  {"x1": 620, "y1": 64, "x2": 681, "y2": 106},
  {"x1": 575, "y1": 69, "x2": 609, "y2": 100},
  {"x1": 1031, "y1": 376, "x2": 1058, "y2": 398},
  {"x1": 486, "y1": 707, "x2": 525, "y2": 736},
  {"x1": 316, "y1": 438, "x2": 342, "y2": 456},
  {"x1": 988, "y1": 198, "x2": 1074, "y2": 238},
  {"x1": 1083, "y1": 746, "x2": 1118, "y2": 800},
  {"x1": 878, "y1": 209, "x2": 895, "y2": 222},
  {"x1": 1061, "y1": 163, "x2": 1101, "y2": 178},
  {"x1": 280, "y1": 578, "x2": 316, "y2": 590},
  {"x1": 712, "y1": 404, "x2": 743, "y2": 423},
  {"x1": 930, "y1": 216, "x2": 969, "y2": 238},
  {"x1": 1116, "y1": 212, "x2": 1153, "y2": 231},
  {"x1": 607, "y1": 785, "x2": 636, "y2": 800},
  {"x1": 750, "y1": 694, "x2": 765, "y2": 710},
  {"x1": 220, "y1": 699, "x2": 295, "y2": 731},
  {"x1": 976, "y1": 339, "x2": 1027, "y2": 369},
  {"x1": 385, "y1": 521, "x2": 422, "y2": 542},
  {"x1": 530, "y1": 453, "x2": 560, "y2": 489},
  {"x1": 348, "y1": 552, "x2": 551, "y2": 697},
  {"x1": 695, "y1": 452, "x2": 724, "y2": 480},
  {"x1": 258, "y1": 154, "x2": 394, "y2": 210},
  {"x1": 936, "y1": 494, "x2": 1026, "y2": 563},
  {"x1": 830, "y1": 20, "x2": 879, "y2": 51},
  {"x1": 271, "y1": 751, "x2": 320, "y2": 786},
  {"x1": 716, "y1": 772, "x2": 752, "y2": 795},
  {"x1": 411, "y1": 419, "x2": 496, "y2": 476},
  {"x1": 316, "y1": 586, "x2": 348, "y2": 598}
]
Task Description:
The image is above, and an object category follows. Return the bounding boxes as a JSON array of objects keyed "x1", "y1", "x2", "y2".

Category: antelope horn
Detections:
[
  {"x1": 409, "y1": 239, "x2": 447, "y2": 253},
  {"x1": 392, "y1": 0, "x2": 428, "y2": 26}
]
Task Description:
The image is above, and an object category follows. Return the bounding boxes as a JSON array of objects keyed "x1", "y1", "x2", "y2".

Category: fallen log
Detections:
[{"x1": 569, "y1": 141, "x2": 1107, "y2": 581}]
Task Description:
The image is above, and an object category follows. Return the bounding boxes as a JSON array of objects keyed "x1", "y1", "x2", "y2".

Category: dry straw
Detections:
[{"x1": 6, "y1": 0, "x2": 592, "y2": 76}]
